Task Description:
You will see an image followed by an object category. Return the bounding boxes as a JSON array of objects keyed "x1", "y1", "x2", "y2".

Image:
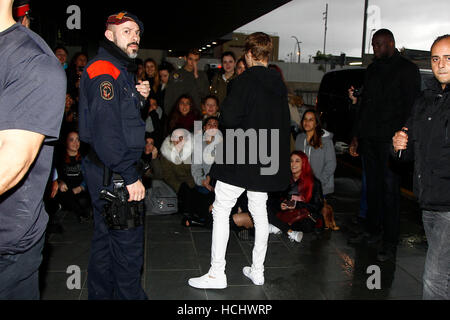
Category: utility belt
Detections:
[{"x1": 88, "y1": 148, "x2": 144, "y2": 230}]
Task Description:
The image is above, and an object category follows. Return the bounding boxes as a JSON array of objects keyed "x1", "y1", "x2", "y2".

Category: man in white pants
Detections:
[{"x1": 188, "y1": 32, "x2": 291, "y2": 289}]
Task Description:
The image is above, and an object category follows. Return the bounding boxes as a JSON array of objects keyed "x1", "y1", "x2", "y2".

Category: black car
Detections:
[{"x1": 316, "y1": 67, "x2": 434, "y2": 144}]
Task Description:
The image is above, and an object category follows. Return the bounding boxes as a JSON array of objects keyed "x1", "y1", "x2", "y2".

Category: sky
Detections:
[{"x1": 234, "y1": 0, "x2": 450, "y2": 62}]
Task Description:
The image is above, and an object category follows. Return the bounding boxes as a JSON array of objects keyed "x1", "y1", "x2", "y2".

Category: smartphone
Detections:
[{"x1": 285, "y1": 200, "x2": 296, "y2": 208}]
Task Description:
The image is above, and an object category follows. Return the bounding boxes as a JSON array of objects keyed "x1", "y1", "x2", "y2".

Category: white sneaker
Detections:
[
  {"x1": 288, "y1": 230, "x2": 303, "y2": 243},
  {"x1": 242, "y1": 266, "x2": 264, "y2": 285},
  {"x1": 188, "y1": 272, "x2": 227, "y2": 289},
  {"x1": 268, "y1": 223, "x2": 282, "y2": 235}
]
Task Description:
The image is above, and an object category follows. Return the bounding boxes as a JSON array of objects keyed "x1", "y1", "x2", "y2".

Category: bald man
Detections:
[{"x1": 393, "y1": 35, "x2": 450, "y2": 299}]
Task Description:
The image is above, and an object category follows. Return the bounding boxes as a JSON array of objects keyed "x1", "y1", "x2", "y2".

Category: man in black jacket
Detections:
[
  {"x1": 188, "y1": 32, "x2": 291, "y2": 289},
  {"x1": 393, "y1": 34, "x2": 450, "y2": 300},
  {"x1": 348, "y1": 29, "x2": 421, "y2": 262},
  {"x1": 78, "y1": 11, "x2": 150, "y2": 300}
]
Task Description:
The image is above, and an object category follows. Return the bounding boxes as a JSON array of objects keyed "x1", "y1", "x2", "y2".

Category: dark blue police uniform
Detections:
[{"x1": 78, "y1": 39, "x2": 147, "y2": 300}]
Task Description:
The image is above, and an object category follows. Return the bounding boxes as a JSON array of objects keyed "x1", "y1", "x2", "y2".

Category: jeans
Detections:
[
  {"x1": 422, "y1": 210, "x2": 450, "y2": 300},
  {"x1": 0, "y1": 233, "x2": 45, "y2": 300},
  {"x1": 209, "y1": 180, "x2": 268, "y2": 276}
]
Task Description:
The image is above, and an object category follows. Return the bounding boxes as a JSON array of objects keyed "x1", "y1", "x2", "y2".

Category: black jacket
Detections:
[
  {"x1": 78, "y1": 40, "x2": 145, "y2": 185},
  {"x1": 209, "y1": 66, "x2": 291, "y2": 192},
  {"x1": 268, "y1": 176, "x2": 324, "y2": 221},
  {"x1": 354, "y1": 50, "x2": 421, "y2": 141},
  {"x1": 398, "y1": 77, "x2": 450, "y2": 211}
]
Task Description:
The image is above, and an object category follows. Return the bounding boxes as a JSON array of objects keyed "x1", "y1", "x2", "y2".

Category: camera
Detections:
[{"x1": 353, "y1": 87, "x2": 362, "y2": 97}]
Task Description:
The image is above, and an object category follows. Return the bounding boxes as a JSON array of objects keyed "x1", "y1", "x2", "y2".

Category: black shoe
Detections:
[
  {"x1": 181, "y1": 215, "x2": 206, "y2": 227},
  {"x1": 376, "y1": 246, "x2": 396, "y2": 262}
]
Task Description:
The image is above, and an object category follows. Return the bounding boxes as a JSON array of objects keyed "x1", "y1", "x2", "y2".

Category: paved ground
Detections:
[{"x1": 39, "y1": 160, "x2": 427, "y2": 300}]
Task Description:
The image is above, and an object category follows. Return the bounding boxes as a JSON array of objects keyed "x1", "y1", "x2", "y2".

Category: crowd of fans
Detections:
[{"x1": 47, "y1": 46, "x2": 335, "y2": 244}]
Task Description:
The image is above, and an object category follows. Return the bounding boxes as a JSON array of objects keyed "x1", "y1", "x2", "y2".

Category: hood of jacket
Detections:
[
  {"x1": 297, "y1": 130, "x2": 334, "y2": 157},
  {"x1": 161, "y1": 131, "x2": 193, "y2": 165},
  {"x1": 246, "y1": 66, "x2": 287, "y2": 98}
]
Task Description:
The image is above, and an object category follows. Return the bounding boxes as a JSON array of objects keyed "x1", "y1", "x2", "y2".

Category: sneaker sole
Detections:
[
  {"x1": 242, "y1": 267, "x2": 264, "y2": 286},
  {"x1": 188, "y1": 279, "x2": 227, "y2": 289}
]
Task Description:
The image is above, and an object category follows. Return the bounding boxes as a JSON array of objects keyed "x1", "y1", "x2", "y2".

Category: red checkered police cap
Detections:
[{"x1": 106, "y1": 11, "x2": 144, "y2": 35}]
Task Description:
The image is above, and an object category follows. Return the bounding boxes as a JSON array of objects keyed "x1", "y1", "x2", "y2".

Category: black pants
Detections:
[
  {"x1": 178, "y1": 183, "x2": 195, "y2": 215},
  {"x1": 82, "y1": 157, "x2": 147, "y2": 300},
  {"x1": 179, "y1": 183, "x2": 215, "y2": 226},
  {"x1": 0, "y1": 234, "x2": 45, "y2": 299},
  {"x1": 57, "y1": 189, "x2": 91, "y2": 219},
  {"x1": 360, "y1": 139, "x2": 401, "y2": 247}
]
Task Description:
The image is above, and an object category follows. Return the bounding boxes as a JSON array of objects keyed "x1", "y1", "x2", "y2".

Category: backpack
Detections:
[{"x1": 145, "y1": 180, "x2": 178, "y2": 215}]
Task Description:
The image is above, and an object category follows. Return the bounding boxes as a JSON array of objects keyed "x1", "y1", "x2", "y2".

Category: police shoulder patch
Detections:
[{"x1": 100, "y1": 81, "x2": 114, "y2": 100}]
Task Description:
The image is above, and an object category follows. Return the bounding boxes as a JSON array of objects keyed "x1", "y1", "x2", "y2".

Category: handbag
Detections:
[
  {"x1": 145, "y1": 179, "x2": 178, "y2": 215},
  {"x1": 276, "y1": 207, "x2": 314, "y2": 226}
]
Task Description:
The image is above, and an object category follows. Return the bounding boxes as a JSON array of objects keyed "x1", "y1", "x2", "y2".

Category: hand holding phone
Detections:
[{"x1": 283, "y1": 199, "x2": 296, "y2": 209}]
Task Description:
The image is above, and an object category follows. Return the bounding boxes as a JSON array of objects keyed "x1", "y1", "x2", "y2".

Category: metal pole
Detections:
[
  {"x1": 323, "y1": 3, "x2": 328, "y2": 55},
  {"x1": 361, "y1": 0, "x2": 369, "y2": 58},
  {"x1": 291, "y1": 36, "x2": 301, "y2": 63},
  {"x1": 368, "y1": 28, "x2": 376, "y2": 54},
  {"x1": 293, "y1": 40, "x2": 297, "y2": 63}
]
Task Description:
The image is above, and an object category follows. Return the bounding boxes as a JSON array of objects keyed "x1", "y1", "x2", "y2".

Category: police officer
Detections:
[{"x1": 78, "y1": 11, "x2": 150, "y2": 300}]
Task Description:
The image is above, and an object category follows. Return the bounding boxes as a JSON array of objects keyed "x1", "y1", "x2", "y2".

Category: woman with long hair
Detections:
[
  {"x1": 55, "y1": 131, "x2": 91, "y2": 223},
  {"x1": 231, "y1": 151, "x2": 324, "y2": 243},
  {"x1": 267, "y1": 150, "x2": 324, "y2": 242},
  {"x1": 144, "y1": 58, "x2": 160, "y2": 94},
  {"x1": 295, "y1": 109, "x2": 336, "y2": 197},
  {"x1": 167, "y1": 94, "x2": 201, "y2": 133},
  {"x1": 157, "y1": 61, "x2": 174, "y2": 108}
]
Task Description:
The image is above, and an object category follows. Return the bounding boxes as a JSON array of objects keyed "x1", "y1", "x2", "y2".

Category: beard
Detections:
[
  {"x1": 128, "y1": 50, "x2": 138, "y2": 59},
  {"x1": 126, "y1": 43, "x2": 139, "y2": 59},
  {"x1": 114, "y1": 35, "x2": 139, "y2": 58}
]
